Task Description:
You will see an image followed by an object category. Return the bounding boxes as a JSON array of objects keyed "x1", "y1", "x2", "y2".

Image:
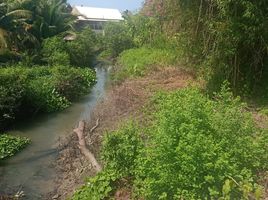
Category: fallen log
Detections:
[{"x1": 74, "y1": 120, "x2": 102, "y2": 172}]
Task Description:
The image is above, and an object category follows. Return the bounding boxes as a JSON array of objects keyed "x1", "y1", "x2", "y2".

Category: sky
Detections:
[{"x1": 68, "y1": 0, "x2": 144, "y2": 11}]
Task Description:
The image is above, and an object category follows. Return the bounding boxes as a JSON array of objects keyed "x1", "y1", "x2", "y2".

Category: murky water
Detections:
[{"x1": 0, "y1": 66, "x2": 109, "y2": 199}]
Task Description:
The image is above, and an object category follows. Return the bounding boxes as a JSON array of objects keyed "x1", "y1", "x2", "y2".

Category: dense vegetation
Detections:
[
  {"x1": 102, "y1": 0, "x2": 268, "y2": 100},
  {"x1": 73, "y1": 0, "x2": 268, "y2": 199},
  {"x1": 73, "y1": 87, "x2": 268, "y2": 199},
  {"x1": 0, "y1": 0, "x2": 267, "y2": 198},
  {"x1": 0, "y1": 0, "x2": 98, "y2": 156},
  {"x1": 0, "y1": 65, "x2": 95, "y2": 130}
]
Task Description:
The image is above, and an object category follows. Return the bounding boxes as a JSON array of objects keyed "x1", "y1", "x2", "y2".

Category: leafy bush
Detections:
[
  {"x1": 102, "y1": 123, "x2": 142, "y2": 177},
  {"x1": 134, "y1": 86, "x2": 268, "y2": 199},
  {"x1": 41, "y1": 36, "x2": 70, "y2": 66},
  {"x1": 72, "y1": 170, "x2": 118, "y2": 200},
  {"x1": 0, "y1": 67, "x2": 28, "y2": 130},
  {"x1": 26, "y1": 76, "x2": 70, "y2": 112},
  {"x1": 41, "y1": 29, "x2": 98, "y2": 67},
  {"x1": 72, "y1": 123, "x2": 141, "y2": 200},
  {"x1": 0, "y1": 134, "x2": 30, "y2": 160},
  {"x1": 0, "y1": 65, "x2": 96, "y2": 130},
  {"x1": 114, "y1": 47, "x2": 178, "y2": 81},
  {"x1": 73, "y1": 86, "x2": 268, "y2": 199},
  {"x1": 51, "y1": 66, "x2": 96, "y2": 101},
  {"x1": 103, "y1": 22, "x2": 134, "y2": 57},
  {"x1": 67, "y1": 28, "x2": 97, "y2": 67}
]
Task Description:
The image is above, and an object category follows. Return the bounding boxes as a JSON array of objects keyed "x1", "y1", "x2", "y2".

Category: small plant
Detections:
[
  {"x1": 72, "y1": 170, "x2": 118, "y2": 200},
  {"x1": 0, "y1": 134, "x2": 30, "y2": 160}
]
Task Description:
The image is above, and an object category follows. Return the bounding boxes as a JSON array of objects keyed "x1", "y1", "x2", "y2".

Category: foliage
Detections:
[
  {"x1": 123, "y1": 13, "x2": 162, "y2": 47},
  {"x1": 72, "y1": 170, "x2": 118, "y2": 200},
  {"x1": 0, "y1": 67, "x2": 27, "y2": 130},
  {"x1": 134, "y1": 86, "x2": 268, "y2": 199},
  {"x1": 72, "y1": 122, "x2": 142, "y2": 200},
  {"x1": 0, "y1": 134, "x2": 30, "y2": 160},
  {"x1": 73, "y1": 86, "x2": 268, "y2": 199},
  {"x1": 41, "y1": 29, "x2": 98, "y2": 67},
  {"x1": 103, "y1": 22, "x2": 134, "y2": 57},
  {"x1": 114, "y1": 47, "x2": 178, "y2": 81},
  {"x1": 67, "y1": 28, "x2": 97, "y2": 67},
  {"x1": 140, "y1": 0, "x2": 268, "y2": 96},
  {"x1": 101, "y1": 123, "x2": 142, "y2": 177},
  {"x1": 0, "y1": 0, "x2": 32, "y2": 53},
  {"x1": 29, "y1": 0, "x2": 74, "y2": 40},
  {"x1": 0, "y1": 0, "x2": 74, "y2": 59},
  {"x1": 41, "y1": 36, "x2": 70, "y2": 66},
  {"x1": 0, "y1": 65, "x2": 96, "y2": 130}
]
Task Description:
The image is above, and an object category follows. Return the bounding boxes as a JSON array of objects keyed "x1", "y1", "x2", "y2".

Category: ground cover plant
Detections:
[
  {"x1": 0, "y1": 134, "x2": 30, "y2": 160},
  {"x1": 72, "y1": 85, "x2": 268, "y2": 199}
]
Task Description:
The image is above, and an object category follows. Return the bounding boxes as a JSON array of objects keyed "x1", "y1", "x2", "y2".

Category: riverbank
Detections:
[
  {"x1": 55, "y1": 64, "x2": 268, "y2": 199},
  {"x1": 53, "y1": 66, "x2": 196, "y2": 199},
  {"x1": 0, "y1": 67, "x2": 108, "y2": 199}
]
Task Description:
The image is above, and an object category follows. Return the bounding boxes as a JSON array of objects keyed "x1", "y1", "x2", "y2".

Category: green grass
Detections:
[
  {"x1": 113, "y1": 47, "x2": 179, "y2": 82},
  {"x1": 0, "y1": 134, "x2": 30, "y2": 160}
]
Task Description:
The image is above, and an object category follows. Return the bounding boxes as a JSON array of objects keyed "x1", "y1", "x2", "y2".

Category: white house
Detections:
[{"x1": 72, "y1": 6, "x2": 124, "y2": 33}]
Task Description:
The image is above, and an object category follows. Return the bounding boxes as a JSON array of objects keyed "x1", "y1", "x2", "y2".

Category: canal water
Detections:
[{"x1": 0, "y1": 66, "x2": 109, "y2": 199}]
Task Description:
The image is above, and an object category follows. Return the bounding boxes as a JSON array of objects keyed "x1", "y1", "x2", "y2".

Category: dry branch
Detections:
[{"x1": 74, "y1": 120, "x2": 102, "y2": 172}]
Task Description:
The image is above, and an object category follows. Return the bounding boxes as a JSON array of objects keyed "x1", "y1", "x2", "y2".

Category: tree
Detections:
[
  {"x1": 30, "y1": 0, "x2": 74, "y2": 40},
  {"x1": 0, "y1": 0, "x2": 32, "y2": 53}
]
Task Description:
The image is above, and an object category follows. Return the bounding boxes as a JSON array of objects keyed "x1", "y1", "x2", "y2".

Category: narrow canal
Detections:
[{"x1": 0, "y1": 66, "x2": 109, "y2": 199}]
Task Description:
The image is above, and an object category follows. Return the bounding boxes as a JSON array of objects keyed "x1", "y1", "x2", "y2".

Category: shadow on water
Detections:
[{"x1": 0, "y1": 66, "x2": 110, "y2": 199}]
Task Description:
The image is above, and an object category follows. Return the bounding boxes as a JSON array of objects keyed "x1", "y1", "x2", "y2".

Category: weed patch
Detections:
[
  {"x1": 73, "y1": 86, "x2": 268, "y2": 199},
  {"x1": 113, "y1": 47, "x2": 179, "y2": 82},
  {"x1": 0, "y1": 134, "x2": 30, "y2": 160}
]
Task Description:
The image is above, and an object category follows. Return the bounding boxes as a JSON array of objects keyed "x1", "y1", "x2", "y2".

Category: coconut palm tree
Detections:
[
  {"x1": 31, "y1": 0, "x2": 74, "y2": 40},
  {"x1": 0, "y1": 0, "x2": 32, "y2": 52}
]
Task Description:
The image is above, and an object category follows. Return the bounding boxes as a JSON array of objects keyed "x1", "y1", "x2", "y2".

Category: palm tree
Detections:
[
  {"x1": 31, "y1": 0, "x2": 74, "y2": 40},
  {"x1": 0, "y1": 0, "x2": 32, "y2": 52}
]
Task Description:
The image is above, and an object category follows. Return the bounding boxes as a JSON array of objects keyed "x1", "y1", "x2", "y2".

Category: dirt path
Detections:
[{"x1": 50, "y1": 66, "x2": 196, "y2": 199}]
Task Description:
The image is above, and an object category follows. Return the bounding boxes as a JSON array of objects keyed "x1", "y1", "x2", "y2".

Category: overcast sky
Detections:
[{"x1": 68, "y1": 0, "x2": 144, "y2": 11}]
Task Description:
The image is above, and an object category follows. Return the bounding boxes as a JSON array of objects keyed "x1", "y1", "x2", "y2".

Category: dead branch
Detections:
[
  {"x1": 90, "y1": 118, "x2": 100, "y2": 133},
  {"x1": 74, "y1": 120, "x2": 102, "y2": 172}
]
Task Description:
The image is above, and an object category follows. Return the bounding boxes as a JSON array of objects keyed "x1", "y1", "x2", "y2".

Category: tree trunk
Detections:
[{"x1": 74, "y1": 120, "x2": 102, "y2": 172}]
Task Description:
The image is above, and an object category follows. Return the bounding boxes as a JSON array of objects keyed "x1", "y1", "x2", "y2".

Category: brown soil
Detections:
[{"x1": 52, "y1": 66, "x2": 195, "y2": 200}]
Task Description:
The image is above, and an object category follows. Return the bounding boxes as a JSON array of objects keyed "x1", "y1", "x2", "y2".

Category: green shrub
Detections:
[
  {"x1": 51, "y1": 66, "x2": 96, "y2": 101},
  {"x1": 0, "y1": 134, "x2": 30, "y2": 160},
  {"x1": 72, "y1": 123, "x2": 141, "y2": 200},
  {"x1": 41, "y1": 30, "x2": 98, "y2": 67},
  {"x1": 102, "y1": 123, "x2": 142, "y2": 177},
  {"x1": 103, "y1": 22, "x2": 134, "y2": 57},
  {"x1": 24, "y1": 66, "x2": 96, "y2": 112},
  {"x1": 134, "y1": 86, "x2": 268, "y2": 199},
  {"x1": 0, "y1": 67, "x2": 27, "y2": 130},
  {"x1": 41, "y1": 36, "x2": 70, "y2": 66},
  {"x1": 0, "y1": 65, "x2": 96, "y2": 129},
  {"x1": 73, "y1": 86, "x2": 268, "y2": 199},
  {"x1": 26, "y1": 76, "x2": 70, "y2": 112},
  {"x1": 72, "y1": 170, "x2": 118, "y2": 200},
  {"x1": 114, "y1": 47, "x2": 179, "y2": 81},
  {"x1": 67, "y1": 28, "x2": 96, "y2": 67}
]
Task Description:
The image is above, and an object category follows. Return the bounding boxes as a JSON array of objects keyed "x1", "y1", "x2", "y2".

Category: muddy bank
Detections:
[{"x1": 53, "y1": 67, "x2": 195, "y2": 199}]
